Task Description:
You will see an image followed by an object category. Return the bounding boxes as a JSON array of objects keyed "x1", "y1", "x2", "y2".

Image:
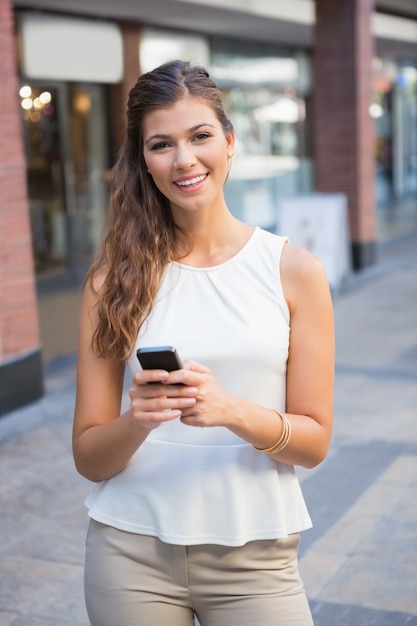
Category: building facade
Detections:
[{"x1": 1, "y1": 0, "x2": 417, "y2": 412}]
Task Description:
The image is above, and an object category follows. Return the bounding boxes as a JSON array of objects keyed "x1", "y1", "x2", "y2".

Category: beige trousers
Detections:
[{"x1": 84, "y1": 520, "x2": 313, "y2": 626}]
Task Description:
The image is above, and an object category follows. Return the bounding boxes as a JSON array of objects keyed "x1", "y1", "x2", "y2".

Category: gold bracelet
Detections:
[
  {"x1": 254, "y1": 411, "x2": 287, "y2": 452},
  {"x1": 253, "y1": 411, "x2": 292, "y2": 455}
]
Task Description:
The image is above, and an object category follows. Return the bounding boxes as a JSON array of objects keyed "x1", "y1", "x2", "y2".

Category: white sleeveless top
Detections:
[{"x1": 85, "y1": 227, "x2": 312, "y2": 546}]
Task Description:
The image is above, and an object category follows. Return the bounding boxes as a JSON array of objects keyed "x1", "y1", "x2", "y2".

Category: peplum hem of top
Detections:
[
  {"x1": 85, "y1": 438, "x2": 312, "y2": 547},
  {"x1": 86, "y1": 511, "x2": 310, "y2": 547}
]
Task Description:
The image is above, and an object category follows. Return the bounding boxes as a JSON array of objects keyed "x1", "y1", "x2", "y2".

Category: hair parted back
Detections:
[{"x1": 86, "y1": 59, "x2": 233, "y2": 360}]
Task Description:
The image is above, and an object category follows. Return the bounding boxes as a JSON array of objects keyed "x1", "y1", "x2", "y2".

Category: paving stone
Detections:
[
  {"x1": 0, "y1": 613, "x2": 17, "y2": 626},
  {"x1": 310, "y1": 600, "x2": 417, "y2": 625},
  {"x1": 317, "y1": 555, "x2": 417, "y2": 615},
  {"x1": 0, "y1": 556, "x2": 88, "y2": 624}
]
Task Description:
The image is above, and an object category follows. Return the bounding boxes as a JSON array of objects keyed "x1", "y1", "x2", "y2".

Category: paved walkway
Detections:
[{"x1": 0, "y1": 233, "x2": 416, "y2": 625}]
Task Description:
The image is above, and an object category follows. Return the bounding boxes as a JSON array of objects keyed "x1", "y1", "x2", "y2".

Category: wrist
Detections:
[
  {"x1": 227, "y1": 402, "x2": 290, "y2": 452},
  {"x1": 253, "y1": 411, "x2": 291, "y2": 454}
]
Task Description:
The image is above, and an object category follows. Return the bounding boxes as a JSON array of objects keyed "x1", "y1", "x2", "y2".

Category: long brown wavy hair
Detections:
[{"x1": 86, "y1": 60, "x2": 234, "y2": 360}]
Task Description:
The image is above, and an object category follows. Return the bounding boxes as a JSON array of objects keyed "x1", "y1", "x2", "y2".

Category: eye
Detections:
[
  {"x1": 193, "y1": 132, "x2": 212, "y2": 142},
  {"x1": 150, "y1": 141, "x2": 171, "y2": 151}
]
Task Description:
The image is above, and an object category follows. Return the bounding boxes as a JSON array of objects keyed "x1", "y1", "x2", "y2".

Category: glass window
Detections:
[
  {"x1": 398, "y1": 64, "x2": 417, "y2": 195},
  {"x1": 372, "y1": 55, "x2": 417, "y2": 241},
  {"x1": 210, "y1": 39, "x2": 313, "y2": 232},
  {"x1": 371, "y1": 58, "x2": 395, "y2": 206},
  {"x1": 20, "y1": 84, "x2": 66, "y2": 274},
  {"x1": 140, "y1": 27, "x2": 209, "y2": 73},
  {"x1": 68, "y1": 83, "x2": 110, "y2": 272},
  {"x1": 19, "y1": 81, "x2": 110, "y2": 276}
]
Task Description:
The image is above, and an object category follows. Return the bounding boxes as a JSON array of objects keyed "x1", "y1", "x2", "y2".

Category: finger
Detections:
[
  {"x1": 130, "y1": 383, "x2": 169, "y2": 401},
  {"x1": 130, "y1": 380, "x2": 197, "y2": 403},
  {"x1": 146, "y1": 408, "x2": 183, "y2": 421},
  {"x1": 165, "y1": 369, "x2": 205, "y2": 387},
  {"x1": 133, "y1": 408, "x2": 183, "y2": 430},
  {"x1": 183, "y1": 360, "x2": 212, "y2": 375},
  {"x1": 133, "y1": 370, "x2": 170, "y2": 385},
  {"x1": 131, "y1": 394, "x2": 197, "y2": 414},
  {"x1": 180, "y1": 414, "x2": 206, "y2": 427},
  {"x1": 162, "y1": 384, "x2": 198, "y2": 398}
]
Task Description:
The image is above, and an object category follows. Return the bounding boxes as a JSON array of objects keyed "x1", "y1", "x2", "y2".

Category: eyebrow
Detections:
[{"x1": 144, "y1": 123, "x2": 217, "y2": 146}]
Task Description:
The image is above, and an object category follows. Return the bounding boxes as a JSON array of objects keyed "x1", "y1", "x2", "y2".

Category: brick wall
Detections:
[
  {"x1": 109, "y1": 21, "x2": 141, "y2": 153},
  {"x1": 314, "y1": 0, "x2": 377, "y2": 269},
  {"x1": 0, "y1": 0, "x2": 43, "y2": 413}
]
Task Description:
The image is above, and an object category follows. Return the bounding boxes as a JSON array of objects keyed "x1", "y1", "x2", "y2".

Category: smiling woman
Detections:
[{"x1": 73, "y1": 59, "x2": 334, "y2": 626}]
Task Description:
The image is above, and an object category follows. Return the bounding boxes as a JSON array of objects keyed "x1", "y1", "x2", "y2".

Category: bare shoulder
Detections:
[
  {"x1": 86, "y1": 264, "x2": 108, "y2": 296},
  {"x1": 77, "y1": 266, "x2": 110, "y2": 340},
  {"x1": 280, "y1": 243, "x2": 330, "y2": 311},
  {"x1": 81, "y1": 265, "x2": 108, "y2": 308}
]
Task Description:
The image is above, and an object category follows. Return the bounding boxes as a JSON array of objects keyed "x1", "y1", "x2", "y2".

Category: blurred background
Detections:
[{"x1": 1, "y1": 0, "x2": 417, "y2": 414}]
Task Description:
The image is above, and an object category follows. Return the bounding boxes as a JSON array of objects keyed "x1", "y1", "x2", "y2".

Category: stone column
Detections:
[
  {"x1": 314, "y1": 0, "x2": 377, "y2": 269},
  {"x1": 0, "y1": 0, "x2": 44, "y2": 415}
]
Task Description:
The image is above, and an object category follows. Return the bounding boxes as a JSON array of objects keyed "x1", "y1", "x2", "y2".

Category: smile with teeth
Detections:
[{"x1": 175, "y1": 174, "x2": 207, "y2": 187}]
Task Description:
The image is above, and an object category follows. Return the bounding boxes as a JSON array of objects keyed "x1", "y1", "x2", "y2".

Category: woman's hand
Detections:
[
  {"x1": 129, "y1": 368, "x2": 198, "y2": 430},
  {"x1": 164, "y1": 361, "x2": 235, "y2": 428}
]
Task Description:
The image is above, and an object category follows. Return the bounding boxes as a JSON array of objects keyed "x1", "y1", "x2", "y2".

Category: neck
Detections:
[{"x1": 174, "y1": 214, "x2": 254, "y2": 268}]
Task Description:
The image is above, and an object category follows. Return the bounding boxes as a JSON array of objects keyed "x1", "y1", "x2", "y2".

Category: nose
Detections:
[{"x1": 174, "y1": 143, "x2": 197, "y2": 170}]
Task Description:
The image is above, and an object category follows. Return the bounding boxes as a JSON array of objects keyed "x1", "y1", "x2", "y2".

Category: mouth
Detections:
[{"x1": 174, "y1": 174, "x2": 208, "y2": 189}]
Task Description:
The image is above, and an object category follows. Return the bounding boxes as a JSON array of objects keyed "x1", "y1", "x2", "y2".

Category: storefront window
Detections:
[
  {"x1": 210, "y1": 40, "x2": 313, "y2": 232},
  {"x1": 398, "y1": 64, "x2": 417, "y2": 195},
  {"x1": 371, "y1": 58, "x2": 395, "y2": 206},
  {"x1": 68, "y1": 83, "x2": 110, "y2": 272},
  {"x1": 20, "y1": 84, "x2": 65, "y2": 273},
  {"x1": 372, "y1": 56, "x2": 417, "y2": 239},
  {"x1": 140, "y1": 27, "x2": 209, "y2": 72},
  {"x1": 19, "y1": 82, "x2": 109, "y2": 276}
]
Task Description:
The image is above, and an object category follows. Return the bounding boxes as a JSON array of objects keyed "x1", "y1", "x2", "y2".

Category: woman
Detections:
[{"x1": 73, "y1": 59, "x2": 334, "y2": 626}]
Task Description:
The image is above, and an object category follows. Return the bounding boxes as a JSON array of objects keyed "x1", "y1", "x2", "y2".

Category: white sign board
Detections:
[
  {"x1": 278, "y1": 194, "x2": 351, "y2": 291},
  {"x1": 21, "y1": 13, "x2": 123, "y2": 83}
]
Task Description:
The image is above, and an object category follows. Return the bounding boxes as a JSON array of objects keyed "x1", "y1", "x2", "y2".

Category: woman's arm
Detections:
[
  {"x1": 72, "y1": 277, "x2": 197, "y2": 482},
  {"x1": 229, "y1": 243, "x2": 334, "y2": 467},
  {"x1": 72, "y1": 277, "x2": 147, "y2": 482},
  {"x1": 272, "y1": 243, "x2": 334, "y2": 466},
  {"x1": 176, "y1": 243, "x2": 334, "y2": 469}
]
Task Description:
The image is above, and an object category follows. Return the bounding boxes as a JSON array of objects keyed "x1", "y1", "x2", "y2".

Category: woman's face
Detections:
[{"x1": 142, "y1": 95, "x2": 234, "y2": 220}]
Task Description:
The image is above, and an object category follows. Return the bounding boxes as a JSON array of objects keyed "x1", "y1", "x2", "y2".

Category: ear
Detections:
[{"x1": 226, "y1": 131, "x2": 235, "y2": 157}]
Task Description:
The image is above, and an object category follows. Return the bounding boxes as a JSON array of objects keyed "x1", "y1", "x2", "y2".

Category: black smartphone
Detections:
[{"x1": 136, "y1": 346, "x2": 183, "y2": 372}]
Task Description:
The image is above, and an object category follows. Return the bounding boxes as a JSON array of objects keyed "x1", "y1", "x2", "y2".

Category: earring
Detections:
[{"x1": 228, "y1": 151, "x2": 233, "y2": 157}]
